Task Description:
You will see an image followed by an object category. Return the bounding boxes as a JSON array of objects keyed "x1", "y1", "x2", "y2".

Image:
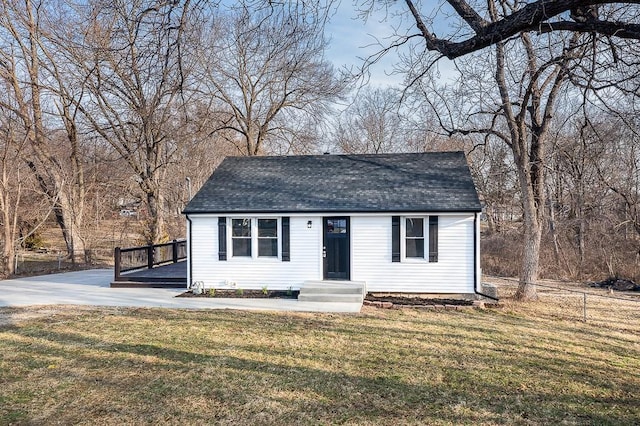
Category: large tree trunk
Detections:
[
  {"x1": 512, "y1": 148, "x2": 543, "y2": 300},
  {"x1": 145, "y1": 190, "x2": 166, "y2": 244},
  {"x1": 517, "y1": 206, "x2": 542, "y2": 300}
]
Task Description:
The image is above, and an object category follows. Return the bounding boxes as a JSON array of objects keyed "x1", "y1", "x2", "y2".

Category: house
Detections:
[{"x1": 183, "y1": 151, "x2": 484, "y2": 299}]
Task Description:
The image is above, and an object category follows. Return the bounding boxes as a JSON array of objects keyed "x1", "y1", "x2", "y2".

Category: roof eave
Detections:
[{"x1": 183, "y1": 207, "x2": 483, "y2": 215}]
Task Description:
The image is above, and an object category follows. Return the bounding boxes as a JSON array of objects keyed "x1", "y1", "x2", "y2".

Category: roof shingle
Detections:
[{"x1": 183, "y1": 151, "x2": 481, "y2": 214}]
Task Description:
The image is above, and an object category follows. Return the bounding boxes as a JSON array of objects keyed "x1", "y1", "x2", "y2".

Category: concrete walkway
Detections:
[{"x1": 0, "y1": 269, "x2": 361, "y2": 313}]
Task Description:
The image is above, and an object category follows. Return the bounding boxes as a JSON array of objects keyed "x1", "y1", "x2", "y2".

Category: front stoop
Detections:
[{"x1": 298, "y1": 280, "x2": 365, "y2": 303}]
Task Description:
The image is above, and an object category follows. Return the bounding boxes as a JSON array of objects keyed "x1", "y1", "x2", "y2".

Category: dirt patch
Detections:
[
  {"x1": 177, "y1": 289, "x2": 299, "y2": 299},
  {"x1": 0, "y1": 305, "x2": 97, "y2": 327}
]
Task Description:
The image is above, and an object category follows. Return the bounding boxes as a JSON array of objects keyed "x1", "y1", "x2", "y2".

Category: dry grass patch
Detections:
[
  {"x1": 1, "y1": 300, "x2": 639, "y2": 425},
  {"x1": 488, "y1": 276, "x2": 640, "y2": 332}
]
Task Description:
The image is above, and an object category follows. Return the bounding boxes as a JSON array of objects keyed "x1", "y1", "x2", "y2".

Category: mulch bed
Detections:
[
  {"x1": 366, "y1": 295, "x2": 473, "y2": 306},
  {"x1": 364, "y1": 294, "x2": 478, "y2": 309},
  {"x1": 590, "y1": 277, "x2": 640, "y2": 292},
  {"x1": 177, "y1": 289, "x2": 299, "y2": 299}
]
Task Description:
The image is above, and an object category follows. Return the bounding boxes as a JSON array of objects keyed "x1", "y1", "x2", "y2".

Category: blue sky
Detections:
[
  {"x1": 324, "y1": 1, "x2": 459, "y2": 88},
  {"x1": 324, "y1": 2, "x2": 408, "y2": 87}
]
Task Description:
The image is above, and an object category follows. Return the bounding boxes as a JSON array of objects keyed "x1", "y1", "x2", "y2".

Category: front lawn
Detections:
[{"x1": 1, "y1": 303, "x2": 638, "y2": 425}]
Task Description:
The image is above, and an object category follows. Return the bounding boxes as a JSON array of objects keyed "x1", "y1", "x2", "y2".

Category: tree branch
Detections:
[{"x1": 407, "y1": 0, "x2": 640, "y2": 58}]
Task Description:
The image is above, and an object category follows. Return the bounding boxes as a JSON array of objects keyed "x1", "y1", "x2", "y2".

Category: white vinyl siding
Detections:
[
  {"x1": 351, "y1": 214, "x2": 475, "y2": 293},
  {"x1": 190, "y1": 215, "x2": 322, "y2": 290},
  {"x1": 188, "y1": 213, "x2": 476, "y2": 294}
]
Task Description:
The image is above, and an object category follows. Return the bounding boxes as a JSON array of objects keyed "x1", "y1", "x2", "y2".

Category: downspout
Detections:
[
  {"x1": 186, "y1": 214, "x2": 193, "y2": 290},
  {"x1": 474, "y1": 212, "x2": 499, "y2": 301}
]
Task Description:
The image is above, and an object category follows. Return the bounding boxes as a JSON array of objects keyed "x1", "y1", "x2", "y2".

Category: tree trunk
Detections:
[
  {"x1": 1, "y1": 207, "x2": 16, "y2": 277},
  {"x1": 513, "y1": 133, "x2": 544, "y2": 301},
  {"x1": 516, "y1": 212, "x2": 542, "y2": 300},
  {"x1": 145, "y1": 190, "x2": 166, "y2": 244},
  {"x1": 58, "y1": 194, "x2": 86, "y2": 264},
  {"x1": 548, "y1": 198, "x2": 561, "y2": 267}
]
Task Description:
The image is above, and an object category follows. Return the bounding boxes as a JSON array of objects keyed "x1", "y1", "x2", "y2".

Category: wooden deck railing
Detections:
[{"x1": 114, "y1": 239, "x2": 186, "y2": 281}]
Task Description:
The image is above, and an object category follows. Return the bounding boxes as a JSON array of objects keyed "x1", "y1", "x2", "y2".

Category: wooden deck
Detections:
[{"x1": 111, "y1": 261, "x2": 187, "y2": 288}]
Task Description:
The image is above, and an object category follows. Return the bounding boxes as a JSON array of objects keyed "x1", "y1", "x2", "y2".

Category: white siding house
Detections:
[{"x1": 183, "y1": 152, "x2": 483, "y2": 298}]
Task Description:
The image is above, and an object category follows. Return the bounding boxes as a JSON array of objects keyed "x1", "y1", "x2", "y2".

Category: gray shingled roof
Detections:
[{"x1": 183, "y1": 151, "x2": 481, "y2": 214}]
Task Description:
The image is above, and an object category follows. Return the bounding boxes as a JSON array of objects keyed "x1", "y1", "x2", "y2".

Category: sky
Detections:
[
  {"x1": 324, "y1": 1, "x2": 408, "y2": 87},
  {"x1": 324, "y1": 1, "x2": 460, "y2": 89}
]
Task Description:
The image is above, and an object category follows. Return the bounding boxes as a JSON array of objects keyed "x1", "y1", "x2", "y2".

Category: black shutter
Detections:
[
  {"x1": 282, "y1": 217, "x2": 290, "y2": 261},
  {"x1": 218, "y1": 217, "x2": 227, "y2": 261},
  {"x1": 429, "y1": 216, "x2": 438, "y2": 262},
  {"x1": 392, "y1": 216, "x2": 400, "y2": 262}
]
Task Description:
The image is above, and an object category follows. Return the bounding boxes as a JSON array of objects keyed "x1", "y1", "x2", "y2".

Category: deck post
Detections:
[
  {"x1": 147, "y1": 244, "x2": 154, "y2": 269},
  {"x1": 172, "y1": 239, "x2": 178, "y2": 263},
  {"x1": 114, "y1": 247, "x2": 122, "y2": 280}
]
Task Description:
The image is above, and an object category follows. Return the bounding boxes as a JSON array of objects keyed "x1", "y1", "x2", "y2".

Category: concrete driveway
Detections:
[{"x1": 0, "y1": 269, "x2": 361, "y2": 313}]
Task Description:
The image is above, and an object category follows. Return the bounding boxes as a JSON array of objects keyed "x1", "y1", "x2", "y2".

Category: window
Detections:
[
  {"x1": 392, "y1": 215, "x2": 438, "y2": 262},
  {"x1": 258, "y1": 219, "x2": 278, "y2": 257},
  {"x1": 232, "y1": 218, "x2": 251, "y2": 257},
  {"x1": 326, "y1": 218, "x2": 347, "y2": 234},
  {"x1": 405, "y1": 217, "x2": 425, "y2": 258},
  {"x1": 228, "y1": 218, "x2": 281, "y2": 259}
]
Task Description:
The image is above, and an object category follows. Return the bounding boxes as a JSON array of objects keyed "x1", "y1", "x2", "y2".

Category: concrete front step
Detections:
[
  {"x1": 301, "y1": 285, "x2": 363, "y2": 295},
  {"x1": 298, "y1": 293, "x2": 364, "y2": 303},
  {"x1": 299, "y1": 280, "x2": 365, "y2": 303}
]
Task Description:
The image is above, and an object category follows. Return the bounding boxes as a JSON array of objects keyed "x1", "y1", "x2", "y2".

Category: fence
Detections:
[
  {"x1": 488, "y1": 276, "x2": 640, "y2": 328},
  {"x1": 114, "y1": 239, "x2": 186, "y2": 281}
]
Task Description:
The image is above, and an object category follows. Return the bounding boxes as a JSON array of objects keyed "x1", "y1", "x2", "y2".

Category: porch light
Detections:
[{"x1": 307, "y1": 220, "x2": 312, "y2": 229}]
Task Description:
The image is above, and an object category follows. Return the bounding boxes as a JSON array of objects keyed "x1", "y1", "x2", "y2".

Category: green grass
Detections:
[{"x1": 0, "y1": 305, "x2": 639, "y2": 425}]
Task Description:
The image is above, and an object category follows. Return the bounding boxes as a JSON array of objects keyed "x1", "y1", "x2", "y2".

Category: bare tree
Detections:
[
  {"x1": 0, "y1": 0, "x2": 89, "y2": 262},
  {"x1": 333, "y1": 87, "x2": 409, "y2": 154},
  {"x1": 351, "y1": 0, "x2": 640, "y2": 299},
  {"x1": 0, "y1": 101, "x2": 26, "y2": 275},
  {"x1": 70, "y1": 0, "x2": 198, "y2": 244},
  {"x1": 196, "y1": 2, "x2": 345, "y2": 156},
  {"x1": 472, "y1": 142, "x2": 519, "y2": 233},
  {"x1": 403, "y1": 22, "x2": 592, "y2": 299}
]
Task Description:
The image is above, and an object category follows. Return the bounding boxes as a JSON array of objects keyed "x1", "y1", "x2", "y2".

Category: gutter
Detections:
[
  {"x1": 186, "y1": 214, "x2": 193, "y2": 289},
  {"x1": 473, "y1": 212, "x2": 499, "y2": 301}
]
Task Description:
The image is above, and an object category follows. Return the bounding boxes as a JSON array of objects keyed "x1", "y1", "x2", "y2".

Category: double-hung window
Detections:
[
  {"x1": 230, "y1": 218, "x2": 279, "y2": 258},
  {"x1": 258, "y1": 219, "x2": 278, "y2": 257},
  {"x1": 232, "y1": 219, "x2": 252, "y2": 257},
  {"x1": 392, "y1": 215, "x2": 438, "y2": 263},
  {"x1": 405, "y1": 217, "x2": 425, "y2": 258}
]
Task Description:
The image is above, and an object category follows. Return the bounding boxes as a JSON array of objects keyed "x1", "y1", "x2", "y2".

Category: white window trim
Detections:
[
  {"x1": 401, "y1": 215, "x2": 429, "y2": 262},
  {"x1": 228, "y1": 217, "x2": 281, "y2": 261}
]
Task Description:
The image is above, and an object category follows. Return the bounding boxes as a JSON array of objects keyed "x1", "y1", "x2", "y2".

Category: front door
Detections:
[{"x1": 323, "y1": 217, "x2": 350, "y2": 280}]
